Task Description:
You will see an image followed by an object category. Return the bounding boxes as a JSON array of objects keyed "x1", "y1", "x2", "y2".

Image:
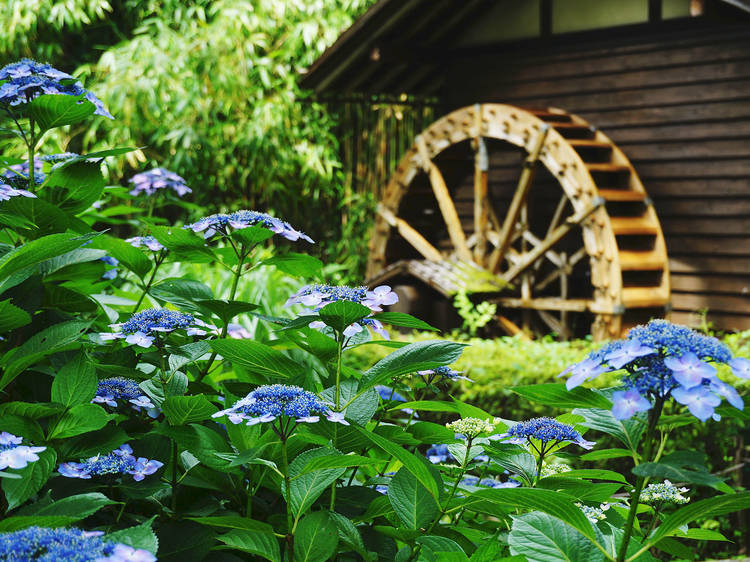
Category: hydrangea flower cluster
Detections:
[
  {"x1": 93, "y1": 377, "x2": 159, "y2": 418},
  {"x1": 576, "y1": 502, "x2": 610, "y2": 523},
  {"x1": 0, "y1": 59, "x2": 112, "y2": 118},
  {"x1": 446, "y1": 417, "x2": 495, "y2": 438},
  {"x1": 126, "y1": 236, "x2": 165, "y2": 252},
  {"x1": 560, "y1": 320, "x2": 748, "y2": 422},
  {"x1": 417, "y1": 366, "x2": 472, "y2": 383},
  {"x1": 211, "y1": 384, "x2": 348, "y2": 428},
  {"x1": 129, "y1": 168, "x2": 192, "y2": 197},
  {"x1": 0, "y1": 432, "x2": 45, "y2": 471},
  {"x1": 0, "y1": 526, "x2": 156, "y2": 562},
  {"x1": 501, "y1": 417, "x2": 595, "y2": 451},
  {"x1": 426, "y1": 443, "x2": 454, "y2": 464},
  {"x1": 101, "y1": 308, "x2": 215, "y2": 347},
  {"x1": 185, "y1": 210, "x2": 313, "y2": 242},
  {"x1": 640, "y1": 480, "x2": 690, "y2": 505},
  {"x1": 286, "y1": 284, "x2": 398, "y2": 339},
  {"x1": 58, "y1": 444, "x2": 163, "y2": 481}
]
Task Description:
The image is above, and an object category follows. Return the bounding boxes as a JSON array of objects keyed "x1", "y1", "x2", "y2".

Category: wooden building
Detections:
[{"x1": 302, "y1": 0, "x2": 750, "y2": 335}]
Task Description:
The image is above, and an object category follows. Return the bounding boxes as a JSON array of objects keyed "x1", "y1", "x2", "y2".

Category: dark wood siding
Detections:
[{"x1": 441, "y1": 24, "x2": 750, "y2": 330}]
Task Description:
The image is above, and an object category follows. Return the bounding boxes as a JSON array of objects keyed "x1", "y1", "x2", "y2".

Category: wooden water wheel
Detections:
[{"x1": 366, "y1": 104, "x2": 670, "y2": 341}]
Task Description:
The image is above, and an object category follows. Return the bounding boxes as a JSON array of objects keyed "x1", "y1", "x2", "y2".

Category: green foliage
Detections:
[{"x1": 1, "y1": 28, "x2": 749, "y2": 562}]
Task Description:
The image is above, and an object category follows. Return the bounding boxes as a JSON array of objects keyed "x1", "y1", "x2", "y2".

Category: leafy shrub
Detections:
[{"x1": 2, "y1": 57, "x2": 750, "y2": 562}]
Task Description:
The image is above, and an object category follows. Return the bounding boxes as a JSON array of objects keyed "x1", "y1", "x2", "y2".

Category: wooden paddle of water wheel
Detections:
[{"x1": 366, "y1": 104, "x2": 670, "y2": 341}]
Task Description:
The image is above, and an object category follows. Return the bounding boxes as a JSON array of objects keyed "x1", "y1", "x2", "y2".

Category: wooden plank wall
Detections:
[{"x1": 441, "y1": 23, "x2": 750, "y2": 331}]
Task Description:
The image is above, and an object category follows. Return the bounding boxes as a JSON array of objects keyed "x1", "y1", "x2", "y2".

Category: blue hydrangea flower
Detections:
[
  {"x1": 92, "y1": 377, "x2": 159, "y2": 418},
  {"x1": 227, "y1": 322, "x2": 252, "y2": 339},
  {"x1": 0, "y1": 59, "x2": 112, "y2": 118},
  {"x1": 426, "y1": 443, "x2": 454, "y2": 464},
  {"x1": 129, "y1": 168, "x2": 192, "y2": 197},
  {"x1": 0, "y1": 432, "x2": 45, "y2": 471},
  {"x1": 126, "y1": 236, "x2": 165, "y2": 252},
  {"x1": 100, "y1": 308, "x2": 216, "y2": 347},
  {"x1": 500, "y1": 417, "x2": 595, "y2": 452},
  {"x1": 559, "y1": 320, "x2": 746, "y2": 422},
  {"x1": 375, "y1": 385, "x2": 408, "y2": 403},
  {"x1": 287, "y1": 284, "x2": 397, "y2": 340},
  {"x1": 185, "y1": 210, "x2": 313, "y2": 243},
  {"x1": 211, "y1": 384, "x2": 347, "y2": 428},
  {"x1": 459, "y1": 476, "x2": 520, "y2": 489},
  {"x1": 0, "y1": 526, "x2": 156, "y2": 562},
  {"x1": 58, "y1": 444, "x2": 163, "y2": 481},
  {"x1": 417, "y1": 365, "x2": 472, "y2": 383}
]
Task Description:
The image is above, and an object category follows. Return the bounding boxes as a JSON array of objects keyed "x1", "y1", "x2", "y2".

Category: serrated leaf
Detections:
[
  {"x1": 572, "y1": 408, "x2": 644, "y2": 452},
  {"x1": 509, "y1": 512, "x2": 606, "y2": 562},
  {"x1": 328, "y1": 511, "x2": 368, "y2": 559},
  {"x1": 231, "y1": 225, "x2": 275, "y2": 246},
  {"x1": 0, "y1": 320, "x2": 92, "y2": 390},
  {"x1": 318, "y1": 301, "x2": 371, "y2": 332},
  {"x1": 1, "y1": 448, "x2": 56, "y2": 510},
  {"x1": 48, "y1": 403, "x2": 112, "y2": 439},
  {"x1": 162, "y1": 395, "x2": 218, "y2": 425},
  {"x1": 188, "y1": 515, "x2": 275, "y2": 535},
  {"x1": 372, "y1": 312, "x2": 438, "y2": 332},
  {"x1": 51, "y1": 353, "x2": 97, "y2": 407},
  {"x1": 483, "y1": 443, "x2": 537, "y2": 487},
  {"x1": 294, "y1": 453, "x2": 385, "y2": 476},
  {"x1": 0, "y1": 232, "x2": 97, "y2": 287},
  {"x1": 352, "y1": 425, "x2": 439, "y2": 499},
  {"x1": 216, "y1": 530, "x2": 280, "y2": 562},
  {"x1": 107, "y1": 518, "x2": 158, "y2": 554},
  {"x1": 388, "y1": 466, "x2": 439, "y2": 530},
  {"x1": 196, "y1": 299, "x2": 258, "y2": 325},
  {"x1": 150, "y1": 277, "x2": 213, "y2": 310},
  {"x1": 42, "y1": 160, "x2": 105, "y2": 214},
  {"x1": 0, "y1": 402, "x2": 65, "y2": 419},
  {"x1": 360, "y1": 340, "x2": 467, "y2": 390},
  {"x1": 293, "y1": 511, "x2": 338, "y2": 562},
  {"x1": 88, "y1": 235, "x2": 152, "y2": 280},
  {"x1": 29, "y1": 93, "x2": 96, "y2": 132},
  {"x1": 262, "y1": 253, "x2": 322, "y2": 278},
  {"x1": 38, "y1": 248, "x2": 107, "y2": 276},
  {"x1": 288, "y1": 447, "x2": 346, "y2": 517},
  {"x1": 510, "y1": 384, "x2": 612, "y2": 410},
  {"x1": 0, "y1": 298, "x2": 31, "y2": 331},
  {"x1": 0, "y1": 515, "x2": 77, "y2": 531},
  {"x1": 209, "y1": 339, "x2": 300, "y2": 380},
  {"x1": 31, "y1": 492, "x2": 117, "y2": 518}
]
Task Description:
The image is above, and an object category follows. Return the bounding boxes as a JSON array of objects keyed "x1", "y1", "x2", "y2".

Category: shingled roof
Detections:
[{"x1": 301, "y1": 0, "x2": 750, "y2": 96}]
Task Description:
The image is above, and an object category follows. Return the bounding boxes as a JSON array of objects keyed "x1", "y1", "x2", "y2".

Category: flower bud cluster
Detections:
[
  {"x1": 640, "y1": 480, "x2": 690, "y2": 505},
  {"x1": 446, "y1": 417, "x2": 495, "y2": 438}
]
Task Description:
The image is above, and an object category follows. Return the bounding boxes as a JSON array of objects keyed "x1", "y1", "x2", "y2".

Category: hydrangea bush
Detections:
[{"x1": 1, "y1": 57, "x2": 749, "y2": 562}]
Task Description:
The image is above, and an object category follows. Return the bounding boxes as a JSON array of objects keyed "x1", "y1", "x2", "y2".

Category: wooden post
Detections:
[
  {"x1": 473, "y1": 136, "x2": 489, "y2": 265},
  {"x1": 415, "y1": 135, "x2": 473, "y2": 262},
  {"x1": 488, "y1": 124, "x2": 550, "y2": 273}
]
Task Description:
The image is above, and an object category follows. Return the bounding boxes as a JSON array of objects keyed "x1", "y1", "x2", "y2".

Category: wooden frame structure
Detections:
[{"x1": 367, "y1": 104, "x2": 670, "y2": 340}]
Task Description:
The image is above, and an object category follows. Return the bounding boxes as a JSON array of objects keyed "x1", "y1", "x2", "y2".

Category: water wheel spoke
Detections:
[
  {"x1": 488, "y1": 124, "x2": 550, "y2": 273},
  {"x1": 501, "y1": 198, "x2": 603, "y2": 284},
  {"x1": 415, "y1": 135, "x2": 472, "y2": 262},
  {"x1": 473, "y1": 133, "x2": 490, "y2": 265},
  {"x1": 376, "y1": 204, "x2": 442, "y2": 262}
]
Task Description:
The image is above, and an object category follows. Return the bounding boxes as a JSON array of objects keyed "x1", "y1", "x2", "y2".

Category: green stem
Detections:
[
  {"x1": 199, "y1": 244, "x2": 247, "y2": 379},
  {"x1": 132, "y1": 251, "x2": 165, "y2": 313},
  {"x1": 170, "y1": 439, "x2": 179, "y2": 513},
  {"x1": 411, "y1": 438, "x2": 473, "y2": 562},
  {"x1": 616, "y1": 398, "x2": 664, "y2": 562},
  {"x1": 27, "y1": 115, "x2": 35, "y2": 192},
  {"x1": 280, "y1": 435, "x2": 294, "y2": 561},
  {"x1": 329, "y1": 331, "x2": 344, "y2": 511}
]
